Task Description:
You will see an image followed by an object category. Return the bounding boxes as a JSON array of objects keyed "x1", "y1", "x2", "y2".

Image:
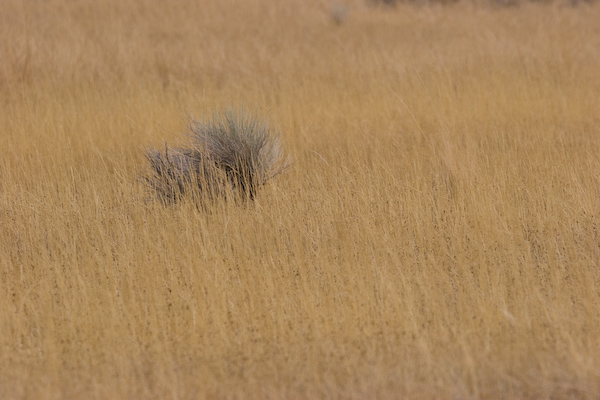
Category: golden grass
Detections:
[{"x1": 1, "y1": 0, "x2": 599, "y2": 398}]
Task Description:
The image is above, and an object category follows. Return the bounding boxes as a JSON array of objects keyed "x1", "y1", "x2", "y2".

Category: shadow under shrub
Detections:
[{"x1": 141, "y1": 109, "x2": 288, "y2": 205}]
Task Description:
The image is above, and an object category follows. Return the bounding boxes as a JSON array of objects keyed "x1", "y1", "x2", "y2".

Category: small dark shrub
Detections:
[{"x1": 141, "y1": 109, "x2": 288, "y2": 204}]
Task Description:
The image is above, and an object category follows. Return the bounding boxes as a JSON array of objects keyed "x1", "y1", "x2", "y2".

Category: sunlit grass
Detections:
[{"x1": 0, "y1": 0, "x2": 599, "y2": 399}]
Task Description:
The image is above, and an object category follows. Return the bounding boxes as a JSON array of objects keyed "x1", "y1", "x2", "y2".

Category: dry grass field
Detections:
[{"x1": 1, "y1": 0, "x2": 599, "y2": 399}]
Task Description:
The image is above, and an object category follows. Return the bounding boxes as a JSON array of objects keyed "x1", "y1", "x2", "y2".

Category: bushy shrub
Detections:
[{"x1": 141, "y1": 109, "x2": 288, "y2": 204}]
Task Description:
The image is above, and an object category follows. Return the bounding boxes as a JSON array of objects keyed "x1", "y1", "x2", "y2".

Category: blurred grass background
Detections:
[{"x1": 0, "y1": 0, "x2": 599, "y2": 399}]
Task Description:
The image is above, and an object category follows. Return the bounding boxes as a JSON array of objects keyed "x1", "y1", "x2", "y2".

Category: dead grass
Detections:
[{"x1": 0, "y1": 0, "x2": 599, "y2": 399}]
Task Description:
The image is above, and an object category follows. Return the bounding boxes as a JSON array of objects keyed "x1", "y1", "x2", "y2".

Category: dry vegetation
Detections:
[{"x1": 1, "y1": 0, "x2": 599, "y2": 399}]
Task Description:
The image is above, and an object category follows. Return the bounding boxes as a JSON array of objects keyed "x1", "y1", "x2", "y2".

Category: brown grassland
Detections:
[{"x1": 1, "y1": 0, "x2": 599, "y2": 399}]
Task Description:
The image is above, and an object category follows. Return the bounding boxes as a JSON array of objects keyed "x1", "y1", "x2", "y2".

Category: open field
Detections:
[{"x1": 1, "y1": 0, "x2": 599, "y2": 399}]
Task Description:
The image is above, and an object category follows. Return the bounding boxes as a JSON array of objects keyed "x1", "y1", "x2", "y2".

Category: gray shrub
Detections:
[{"x1": 142, "y1": 109, "x2": 288, "y2": 204}]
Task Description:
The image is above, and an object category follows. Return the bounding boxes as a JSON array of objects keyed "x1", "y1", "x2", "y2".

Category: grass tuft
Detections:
[{"x1": 142, "y1": 109, "x2": 288, "y2": 204}]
